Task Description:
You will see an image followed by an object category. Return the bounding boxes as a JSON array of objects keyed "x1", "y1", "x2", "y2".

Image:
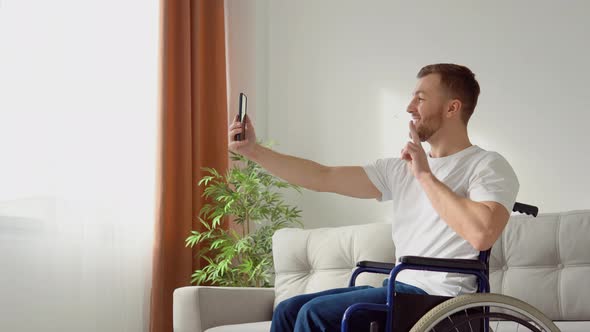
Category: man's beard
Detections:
[{"x1": 416, "y1": 111, "x2": 443, "y2": 142}]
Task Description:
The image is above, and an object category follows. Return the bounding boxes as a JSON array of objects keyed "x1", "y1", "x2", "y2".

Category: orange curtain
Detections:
[{"x1": 150, "y1": 0, "x2": 229, "y2": 331}]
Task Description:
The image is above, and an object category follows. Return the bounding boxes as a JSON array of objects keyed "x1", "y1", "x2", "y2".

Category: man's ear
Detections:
[{"x1": 446, "y1": 99, "x2": 462, "y2": 119}]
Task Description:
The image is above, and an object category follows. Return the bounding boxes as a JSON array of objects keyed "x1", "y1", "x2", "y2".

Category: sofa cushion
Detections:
[
  {"x1": 490, "y1": 210, "x2": 590, "y2": 320},
  {"x1": 272, "y1": 222, "x2": 395, "y2": 308}
]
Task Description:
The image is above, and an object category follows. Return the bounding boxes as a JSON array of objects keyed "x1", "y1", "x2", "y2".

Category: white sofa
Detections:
[{"x1": 173, "y1": 210, "x2": 590, "y2": 332}]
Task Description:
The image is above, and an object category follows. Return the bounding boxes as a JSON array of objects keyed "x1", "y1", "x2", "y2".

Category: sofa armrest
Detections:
[{"x1": 173, "y1": 286, "x2": 275, "y2": 332}]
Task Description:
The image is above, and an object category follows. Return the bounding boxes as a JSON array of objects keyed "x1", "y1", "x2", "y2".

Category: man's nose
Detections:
[{"x1": 406, "y1": 98, "x2": 417, "y2": 112}]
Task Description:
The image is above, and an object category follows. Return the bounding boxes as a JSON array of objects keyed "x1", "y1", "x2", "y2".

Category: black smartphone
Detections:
[{"x1": 235, "y1": 92, "x2": 247, "y2": 141}]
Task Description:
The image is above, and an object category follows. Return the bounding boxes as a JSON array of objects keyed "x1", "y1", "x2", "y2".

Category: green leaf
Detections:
[
  {"x1": 199, "y1": 204, "x2": 214, "y2": 219},
  {"x1": 198, "y1": 217, "x2": 212, "y2": 231},
  {"x1": 212, "y1": 215, "x2": 223, "y2": 228},
  {"x1": 198, "y1": 175, "x2": 215, "y2": 187},
  {"x1": 185, "y1": 233, "x2": 202, "y2": 247},
  {"x1": 201, "y1": 167, "x2": 221, "y2": 178},
  {"x1": 210, "y1": 238, "x2": 226, "y2": 249}
]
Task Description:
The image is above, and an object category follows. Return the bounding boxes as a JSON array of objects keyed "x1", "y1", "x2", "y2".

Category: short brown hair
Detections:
[{"x1": 417, "y1": 63, "x2": 480, "y2": 125}]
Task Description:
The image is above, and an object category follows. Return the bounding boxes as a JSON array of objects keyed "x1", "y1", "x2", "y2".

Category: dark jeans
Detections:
[{"x1": 270, "y1": 279, "x2": 428, "y2": 332}]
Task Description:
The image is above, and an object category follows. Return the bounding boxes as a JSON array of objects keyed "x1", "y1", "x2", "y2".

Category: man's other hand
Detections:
[{"x1": 400, "y1": 120, "x2": 432, "y2": 181}]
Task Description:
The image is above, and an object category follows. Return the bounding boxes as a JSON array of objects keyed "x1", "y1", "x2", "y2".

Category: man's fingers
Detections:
[
  {"x1": 402, "y1": 142, "x2": 418, "y2": 150},
  {"x1": 229, "y1": 129, "x2": 244, "y2": 143},
  {"x1": 401, "y1": 146, "x2": 411, "y2": 161},
  {"x1": 401, "y1": 141, "x2": 420, "y2": 161},
  {"x1": 229, "y1": 128, "x2": 243, "y2": 137},
  {"x1": 229, "y1": 122, "x2": 242, "y2": 130},
  {"x1": 409, "y1": 121, "x2": 420, "y2": 144}
]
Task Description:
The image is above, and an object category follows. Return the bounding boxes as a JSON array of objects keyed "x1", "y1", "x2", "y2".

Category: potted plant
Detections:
[{"x1": 185, "y1": 142, "x2": 303, "y2": 287}]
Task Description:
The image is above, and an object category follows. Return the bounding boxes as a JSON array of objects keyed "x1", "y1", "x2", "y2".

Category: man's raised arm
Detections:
[{"x1": 228, "y1": 115, "x2": 380, "y2": 199}]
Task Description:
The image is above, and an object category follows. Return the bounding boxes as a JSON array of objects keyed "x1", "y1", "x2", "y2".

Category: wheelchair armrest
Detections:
[
  {"x1": 399, "y1": 256, "x2": 486, "y2": 271},
  {"x1": 356, "y1": 260, "x2": 396, "y2": 271}
]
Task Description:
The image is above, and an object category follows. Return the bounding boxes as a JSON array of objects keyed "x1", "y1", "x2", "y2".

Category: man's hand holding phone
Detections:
[
  {"x1": 228, "y1": 113, "x2": 257, "y2": 157},
  {"x1": 229, "y1": 92, "x2": 256, "y2": 156}
]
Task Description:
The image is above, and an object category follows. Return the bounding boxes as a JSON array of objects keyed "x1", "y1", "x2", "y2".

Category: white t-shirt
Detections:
[{"x1": 363, "y1": 145, "x2": 519, "y2": 296}]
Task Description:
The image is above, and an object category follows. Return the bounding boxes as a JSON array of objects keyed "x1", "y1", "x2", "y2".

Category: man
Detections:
[{"x1": 228, "y1": 63, "x2": 519, "y2": 332}]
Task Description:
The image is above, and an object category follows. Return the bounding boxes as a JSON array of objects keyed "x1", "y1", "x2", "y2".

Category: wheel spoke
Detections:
[{"x1": 464, "y1": 309, "x2": 474, "y2": 332}]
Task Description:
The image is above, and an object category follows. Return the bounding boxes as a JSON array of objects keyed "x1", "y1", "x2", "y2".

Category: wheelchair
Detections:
[{"x1": 341, "y1": 202, "x2": 560, "y2": 332}]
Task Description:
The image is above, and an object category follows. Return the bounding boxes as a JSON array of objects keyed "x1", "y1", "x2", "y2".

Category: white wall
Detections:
[
  {"x1": 225, "y1": 0, "x2": 269, "y2": 139},
  {"x1": 254, "y1": 0, "x2": 590, "y2": 229}
]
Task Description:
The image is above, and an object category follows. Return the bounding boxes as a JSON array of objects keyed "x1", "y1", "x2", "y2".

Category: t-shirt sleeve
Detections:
[
  {"x1": 468, "y1": 153, "x2": 520, "y2": 214},
  {"x1": 362, "y1": 158, "x2": 401, "y2": 202}
]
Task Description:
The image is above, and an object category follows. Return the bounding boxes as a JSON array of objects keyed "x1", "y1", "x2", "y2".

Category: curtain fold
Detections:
[{"x1": 150, "y1": 0, "x2": 229, "y2": 331}]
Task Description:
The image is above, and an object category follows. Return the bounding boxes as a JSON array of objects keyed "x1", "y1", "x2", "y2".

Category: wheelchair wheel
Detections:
[{"x1": 409, "y1": 293, "x2": 560, "y2": 332}]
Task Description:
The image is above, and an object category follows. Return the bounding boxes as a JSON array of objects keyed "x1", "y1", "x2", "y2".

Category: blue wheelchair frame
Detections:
[{"x1": 341, "y1": 202, "x2": 538, "y2": 332}]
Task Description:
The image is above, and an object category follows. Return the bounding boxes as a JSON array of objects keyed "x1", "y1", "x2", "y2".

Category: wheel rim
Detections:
[{"x1": 411, "y1": 294, "x2": 559, "y2": 332}]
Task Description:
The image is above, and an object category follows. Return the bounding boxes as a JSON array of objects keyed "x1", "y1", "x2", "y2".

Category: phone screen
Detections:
[
  {"x1": 235, "y1": 93, "x2": 247, "y2": 141},
  {"x1": 239, "y1": 93, "x2": 247, "y2": 122}
]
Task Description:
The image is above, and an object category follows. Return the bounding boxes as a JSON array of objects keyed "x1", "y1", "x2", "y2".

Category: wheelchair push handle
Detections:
[{"x1": 512, "y1": 202, "x2": 538, "y2": 217}]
